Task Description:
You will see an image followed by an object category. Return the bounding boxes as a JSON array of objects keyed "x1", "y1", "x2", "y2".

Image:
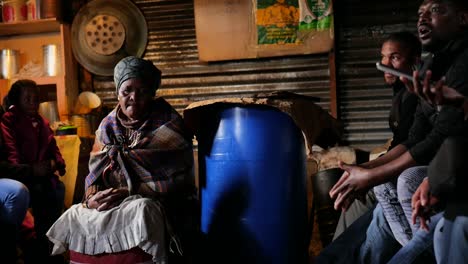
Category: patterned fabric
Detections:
[
  {"x1": 113, "y1": 56, "x2": 162, "y2": 93},
  {"x1": 85, "y1": 97, "x2": 193, "y2": 197},
  {"x1": 47, "y1": 98, "x2": 192, "y2": 261},
  {"x1": 373, "y1": 166, "x2": 427, "y2": 246}
]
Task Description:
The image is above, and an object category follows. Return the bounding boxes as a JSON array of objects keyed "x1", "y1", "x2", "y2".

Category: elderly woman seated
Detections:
[{"x1": 46, "y1": 56, "x2": 196, "y2": 263}]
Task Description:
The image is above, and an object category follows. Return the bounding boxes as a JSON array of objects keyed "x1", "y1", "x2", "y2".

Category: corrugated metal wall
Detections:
[
  {"x1": 336, "y1": 0, "x2": 420, "y2": 150},
  {"x1": 91, "y1": 0, "x2": 422, "y2": 151},
  {"x1": 93, "y1": 0, "x2": 332, "y2": 115}
]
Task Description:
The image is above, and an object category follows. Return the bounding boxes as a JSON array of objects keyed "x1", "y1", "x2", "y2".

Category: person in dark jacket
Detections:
[
  {"x1": 321, "y1": 0, "x2": 468, "y2": 263},
  {"x1": 411, "y1": 135, "x2": 468, "y2": 263},
  {"x1": 0, "y1": 100, "x2": 31, "y2": 263},
  {"x1": 332, "y1": 32, "x2": 420, "y2": 239},
  {"x1": 408, "y1": 0, "x2": 468, "y2": 258},
  {"x1": 1, "y1": 80, "x2": 66, "y2": 262}
]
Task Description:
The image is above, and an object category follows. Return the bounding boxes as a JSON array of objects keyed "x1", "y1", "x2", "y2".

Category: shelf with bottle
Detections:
[
  {"x1": 0, "y1": 17, "x2": 77, "y2": 121},
  {"x1": 0, "y1": 75, "x2": 61, "y2": 84}
]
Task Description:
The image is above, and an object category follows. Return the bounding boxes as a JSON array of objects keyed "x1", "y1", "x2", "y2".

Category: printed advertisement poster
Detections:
[
  {"x1": 256, "y1": 0, "x2": 333, "y2": 45},
  {"x1": 298, "y1": 0, "x2": 333, "y2": 31},
  {"x1": 256, "y1": 0, "x2": 300, "y2": 45}
]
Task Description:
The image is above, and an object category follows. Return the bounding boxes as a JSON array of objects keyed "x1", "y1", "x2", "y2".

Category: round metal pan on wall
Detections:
[{"x1": 71, "y1": 0, "x2": 148, "y2": 76}]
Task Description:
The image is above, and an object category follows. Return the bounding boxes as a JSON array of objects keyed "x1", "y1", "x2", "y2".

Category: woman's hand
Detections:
[
  {"x1": 49, "y1": 159, "x2": 66, "y2": 176},
  {"x1": 87, "y1": 188, "x2": 129, "y2": 211},
  {"x1": 329, "y1": 162, "x2": 372, "y2": 211},
  {"x1": 411, "y1": 177, "x2": 439, "y2": 231},
  {"x1": 58, "y1": 167, "x2": 66, "y2": 176}
]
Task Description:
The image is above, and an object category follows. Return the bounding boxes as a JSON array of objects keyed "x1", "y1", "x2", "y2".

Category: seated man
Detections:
[
  {"x1": 426, "y1": 136, "x2": 468, "y2": 263},
  {"x1": 316, "y1": 31, "x2": 420, "y2": 264},
  {"x1": 406, "y1": 20, "x2": 468, "y2": 263},
  {"x1": 333, "y1": 31, "x2": 420, "y2": 239},
  {"x1": 319, "y1": 0, "x2": 468, "y2": 263}
]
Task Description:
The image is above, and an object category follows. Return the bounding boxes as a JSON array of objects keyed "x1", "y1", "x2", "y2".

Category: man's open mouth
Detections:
[{"x1": 418, "y1": 24, "x2": 432, "y2": 39}]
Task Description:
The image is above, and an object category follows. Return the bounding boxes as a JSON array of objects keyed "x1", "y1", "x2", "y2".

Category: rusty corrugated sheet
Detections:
[
  {"x1": 94, "y1": 0, "x2": 331, "y2": 116},
  {"x1": 91, "y1": 0, "x2": 425, "y2": 151},
  {"x1": 336, "y1": 0, "x2": 420, "y2": 151}
]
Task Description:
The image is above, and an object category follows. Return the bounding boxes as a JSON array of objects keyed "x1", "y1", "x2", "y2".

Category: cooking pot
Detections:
[
  {"x1": 43, "y1": 44, "x2": 61, "y2": 76},
  {"x1": 0, "y1": 49, "x2": 19, "y2": 79},
  {"x1": 71, "y1": 0, "x2": 147, "y2": 76},
  {"x1": 311, "y1": 167, "x2": 343, "y2": 247}
]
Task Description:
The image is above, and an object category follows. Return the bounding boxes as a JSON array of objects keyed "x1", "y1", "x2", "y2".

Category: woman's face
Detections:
[
  {"x1": 117, "y1": 78, "x2": 154, "y2": 120},
  {"x1": 19, "y1": 87, "x2": 39, "y2": 116}
]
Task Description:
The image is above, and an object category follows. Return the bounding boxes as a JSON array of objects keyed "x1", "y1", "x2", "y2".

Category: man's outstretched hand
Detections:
[
  {"x1": 329, "y1": 162, "x2": 372, "y2": 211},
  {"x1": 402, "y1": 70, "x2": 465, "y2": 107}
]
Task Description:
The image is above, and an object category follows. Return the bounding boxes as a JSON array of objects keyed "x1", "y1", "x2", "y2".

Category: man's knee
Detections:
[
  {"x1": 373, "y1": 182, "x2": 396, "y2": 202},
  {"x1": 397, "y1": 166, "x2": 427, "y2": 196},
  {"x1": 14, "y1": 181, "x2": 29, "y2": 200},
  {"x1": 0, "y1": 179, "x2": 29, "y2": 205},
  {"x1": 451, "y1": 216, "x2": 468, "y2": 241}
]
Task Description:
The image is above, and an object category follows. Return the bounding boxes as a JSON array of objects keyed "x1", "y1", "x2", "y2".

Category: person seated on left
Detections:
[
  {"x1": 0, "y1": 177, "x2": 30, "y2": 263},
  {"x1": 0, "y1": 98, "x2": 31, "y2": 263},
  {"x1": 46, "y1": 56, "x2": 196, "y2": 264},
  {"x1": 0, "y1": 79, "x2": 66, "y2": 262}
]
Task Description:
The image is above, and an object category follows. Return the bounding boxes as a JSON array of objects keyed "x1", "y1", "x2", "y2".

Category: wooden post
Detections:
[
  {"x1": 81, "y1": 69, "x2": 94, "y2": 92},
  {"x1": 0, "y1": 79, "x2": 10, "y2": 104},
  {"x1": 59, "y1": 23, "x2": 78, "y2": 121},
  {"x1": 329, "y1": 48, "x2": 338, "y2": 119},
  {"x1": 329, "y1": 0, "x2": 339, "y2": 119}
]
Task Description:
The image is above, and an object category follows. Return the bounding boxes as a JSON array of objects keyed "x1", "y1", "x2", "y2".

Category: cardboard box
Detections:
[{"x1": 194, "y1": 0, "x2": 334, "y2": 62}]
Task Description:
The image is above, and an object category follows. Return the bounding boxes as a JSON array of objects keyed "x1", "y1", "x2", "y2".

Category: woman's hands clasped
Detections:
[{"x1": 86, "y1": 188, "x2": 130, "y2": 211}]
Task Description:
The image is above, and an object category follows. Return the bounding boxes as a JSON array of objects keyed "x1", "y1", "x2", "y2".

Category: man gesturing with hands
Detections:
[{"x1": 327, "y1": 0, "x2": 468, "y2": 262}]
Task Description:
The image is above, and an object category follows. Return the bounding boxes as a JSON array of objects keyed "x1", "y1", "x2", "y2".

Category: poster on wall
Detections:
[
  {"x1": 256, "y1": 0, "x2": 300, "y2": 45},
  {"x1": 194, "y1": 0, "x2": 334, "y2": 62},
  {"x1": 298, "y1": 0, "x2": 333, "y2": 31}
]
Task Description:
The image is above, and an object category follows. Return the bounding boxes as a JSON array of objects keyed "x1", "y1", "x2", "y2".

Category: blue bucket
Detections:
[{"x1": 198, "y1": 106, "x2": 308, "y2": 264}]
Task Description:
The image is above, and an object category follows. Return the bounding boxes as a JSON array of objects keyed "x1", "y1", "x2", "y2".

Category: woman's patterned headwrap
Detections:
[{"x1": 113, "y1": 56, "x2": 162, "y2": 94}]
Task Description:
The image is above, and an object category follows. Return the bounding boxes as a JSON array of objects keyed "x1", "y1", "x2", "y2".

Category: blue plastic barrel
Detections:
[{"x1": 198, "y1": 106, "x2": 308, "y2": 264}]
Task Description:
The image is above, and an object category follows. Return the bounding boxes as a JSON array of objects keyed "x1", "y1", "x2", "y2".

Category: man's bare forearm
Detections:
[
  {"x1": 361, "y1": 144, "x2": 408, "y2": 169},
  {"x1": 367, "y1": 151, "x2": 418, "y2": 187}
]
